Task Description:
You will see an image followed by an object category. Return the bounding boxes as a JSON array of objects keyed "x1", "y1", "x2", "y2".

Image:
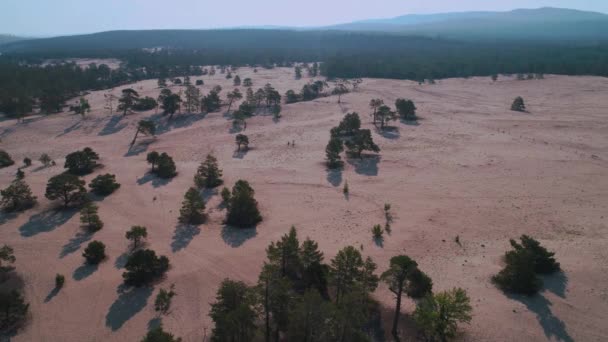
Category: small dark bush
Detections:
[{"x1": 89, "y1": 174, "x2": 121, "y2": 195}]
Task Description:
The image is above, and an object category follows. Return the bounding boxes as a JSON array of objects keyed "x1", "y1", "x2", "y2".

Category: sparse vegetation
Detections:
[
  {"x1": 22, "y1": 157, "x2": 31, "y2": 167},
  {"x1": 89, "y1": 174, "x2": 121, "y2": 196},
  {"x1": 122, "y1": 249, "x2": 170, "y2": 286},
  {"x1": 131, "y1": 120, "x2": 156, "y2": 147},
  {"x1": 414, "y1": 288, "x2": 472, "y2": 342},
  {"x1": 372, "y1": 224, "x2": 383, "y2": 239},
  {"x1": 39, "y1": 153, "x2": 52, "y2": 167},
  {"x1": 126, "y1": 226, "x2": 148, "y2": 251},
  {"x1": 1, "y1": 179, "x2": 37, "y2": 212},
  {"x1": 225, "y1": 180, "x2": 262, "y2": 227},
  {"x1": 0, "y1": 150, "x2": 15, "y2": 168},
  {"x1": 80, "y1": 201, "x2": 104, "y2": 232},
  {"x1": 235, "y1": 134, "x2": 249, "y2": 152},
  {"x1": 83, "y1": 241, "x2": 106, "y2": 264},
  {"x1": 194, "y1": 154, "x2": 223, "y2": 188},
  {"x1": 118, "y1": 88, "x2": 139, "y2": 115},
  {"x1": 0, "y1": 245, "x2": 16, "y2": 274},
  {"x1": 45, "y1": 173, "x2": 87, "y2": 208},
  {"x1": 55, "y1": 274, "x2": 65, "y2": 289},
  {"x1": 154, "y1": 284, "x2": 176, "y2": 316},
  {"x1": 511, "y1": 96, "x2": 526, "y2": 112}
]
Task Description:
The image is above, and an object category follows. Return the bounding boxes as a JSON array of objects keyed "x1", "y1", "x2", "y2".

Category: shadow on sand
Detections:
[
  {"x1": 171, "y1": 224, "x2": 201, "y2": 252},
  {"x1": 232, "y1": 148, "x2": 250, "y2": 159},
  {"x1": 507, "y1": 289, "x2": 573, "y2": 342},
  {"x1": 149, "y1": 112, "x2": 206, "y2": 135},
  {"x1": 60, "y1": 230, "x2": 93, "y2": 258},
  {"x1": 125, "y1": 139, "x2": 155, "y2": 157},
  {"x1": 73, "y1": 263, "x2": 99, "y2": 281},
  {"x1": 221, "y1": 225, "x2": 257, "y2": 247},
  {"x1": 326, "y1": 167, "x2": 343, "y2": 187},
  {"x1": 105, "y1": 284, "x2": 153, "y2": 331},
  {"x1": 347, "y1": 155, "x2": 381, "y2": 176},
  {"x1": 114, "y1": 251, "x2": 130, "y2": 269},
  {"x1": 377, "y1": 126, "x2": 400, "y2": 140},
  {"x1": 137, "y1": 173, "x2": 174, "y2": 188},
  {"x1": 19, "y1": 208, "x2": 78, "y2": 237},
  {"x1": 99, "y1": 115, "x2": 128, "y2": 136},
  {"x1": 543, "y1": 271, "x2": 568, "y2": 299}
]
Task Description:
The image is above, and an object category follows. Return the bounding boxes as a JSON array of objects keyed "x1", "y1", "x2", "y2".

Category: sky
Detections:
[{"x1": 2, "y1": 0, "x2": 608, "y2": 37}]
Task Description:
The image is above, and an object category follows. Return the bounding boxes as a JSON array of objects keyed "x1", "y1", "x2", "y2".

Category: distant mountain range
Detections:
[
  {"x1": 1, "y1": 7, "x2": 607, "y2": 55},
  {"x1": 320, "y1": 7, "x2": 608, "y2": 41},
  {"x1": 0, "y1": 34, "x2": 28, "y2": 45}
]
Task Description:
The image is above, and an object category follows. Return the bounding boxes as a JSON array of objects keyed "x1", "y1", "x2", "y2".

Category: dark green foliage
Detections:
[
  {"x1": 141, "y1": 325, "x2": 182, "y2": 342},
  {"x1": 325, "y1": 136, "x2": 344, "y2": 168},
  {"x1": 146, "y1": 151, "x2": 160, "y2": 171},
  {"x1": 492, "y1": 248, "x2": 542, "y2": 295},
  {"x1": 72, "y1": 97, "x2": 91, "y2": 116},
  {"x1": 162, "y1": 93, "x2": 182, "y2": 118},
  {"x1": 195, "y1": 79, "x2": 204, "y2": 86},
  {"x1": 45, "y1": 173, "x2": 87, "y2": 208},
  {"x1": 226, "y1": 88, "x2": 242, "y2": 112},
  {"x1": 330, "y1": 246, "x2": 379, "y2": 304},
  {"x1": 233, "y1": 75, "x2": 241, "y2": 86},
  {"x1": 89, "y1": 174, "x2": 120, "y2": 196},
  {"x1": 131, "y1": 120, "x2": 156, "y2": 147},
  {"x1": 118, "y1": 88, "x2": 139, "y2": 115},
  {"x1": 493, "y1": 235, "x2": 560, "y2": 295},
  {"x1": 64, "y1": 147, "x2": 99, "y2": 175},
  {"x1": 126, "y1": 226, "x2": 148, "y2": 251},
  {"x1": 122, "y1": 249, "x2": 170, "y2": 286},
  {"x1": 82, "y1": 240, "x2": 106, "y2": 264},
  {"x1": 395, "y1": 98, "x2": 417, "y2": 121},
  {"x1": 405, "y1": 268, "x2": 433, "y2": 299},
  {"x1": 0, "y1": 245, "x2": 16, "y2": 274},
  {"x1": 285, "y1": 89, "x2": 299, "y2": 104},
  {"x1": 0, "y1": 290, "x2": 29, "y2": 333},
  {"x1": 148, "y1": 152, "x2": 177, "y2": 178},
  {"x1": 235, "y1": 134, "x2": 249, "y2": 152},
  {"x1": 511, "y1": 96, "x2": 526, "y2": 112},
  {"x1": 511, "y1": 235, "x2": 560, "y2": 274},
  {"x1": 210, "y1": 279, "x2": 257, "y2": 342},
  {"x1": 331, "y1": 112, "x2": 361, "y2": 137},
  {"x1": 0, "y1": 150, "x2": 15, "y2": 168},
  {"x1": 225, "y1": 180, "x2": 262, "y2": 228},
  {"x1": 345, "y1": 129, "x2": 380, "y2": 158},
  {"x1": 154, "y1": 284, "x2": 176, "y2": 315},
  {"x1": 331, "y1": 82, "x2": 349, "y2": 103},
  {"x1": 243, "y1": 78, "x2": 252, "y2": 87},
  {"x1": 376, "y1": 105, "x2": 397, "y2": 129},
  {"x1": 220, "y1": 187, "x2": 231, "y2": 206},
  {"x1": 39, "y1": 153, "x2": 52, "y2": 167},
  {"x1": 80, "y1": 202, "x2": 103, "y2": 232},
  {"x1": 194, "y1": 154, "x2": 223, "y2": 188},
  {"x1": 15, "y1": 168, "x2": 24, "y2": 180},
  {"x1": 295, "y1": 66, "x2": 302, "y2": 79},
  {"x1": 372, "y1": 224, "x2": 383, "y2": 239},
  {"x1": 55, "y1": 274, "x2": 65, "y2": 288},
  {"x1": 23, "y1": 157, "x2": 31, "y2": 167},
  {"x1": 132, "y1": 96, "x2": 158, "y2": 111},
  {"x1": 414, "y1": 288, "x2": 473, "y2": 342},
  {"x1": 179, "y1": 187, "x2": 206, "y2": 224},
  {"x1": 184, "y1": 85, "x2": 201, "y2": 113},
  {"x1": 286, "y1": 290, "x2": 333, "y2": 341},
  {"x1": 1, "y1": 179, "x2": 37, "y2": 212},
  {"x1": 201, "y1": 89, "x2": 222, "y2": 113}
]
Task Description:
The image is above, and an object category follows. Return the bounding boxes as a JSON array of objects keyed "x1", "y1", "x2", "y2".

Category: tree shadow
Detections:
[
  {"x1": 125, "y1": 139, "x2": 154, "y2": 157},
  {"x1": 44, "y1": 287, "x2": 61, "y2": 303},
  {"x1": 347, "y1": 155, "x2": 381, "y2": 176},
  {"x1": 232, "y1": 148, "x2": 250, "y2": 159},
  {"x1": 56, "y1": 121, "x2": 83, "y2": 138},
  {"x1": 148, "y1": 317, "x2": 162, "y2": 331},
  {"x1": 377, "y1": 126, "x2": 400, "y2": 140},
  {"x1": 221, "y1": 225, "x2": 257, "y2": 247},
  {"x1": 0, "y1": 211, "x2": 17, "y2": 226},
  {"x1": 114, "y1": 252, "x2": 130, "y2": 269},
  {"x1": 60, "y1": 230, "x2": 93, "y2": 258},
  {"x1": 202, "y1": 188, "x2": 217, "y2": 202},
  {"x1": 137, "y1": 172, "x2": 174, "y2": 188},
  {"x1": 105, "y1": 284, "x2": 153, "y2": 331},
  {"x1": 73, "y1": 263, "x2": 99, "y2": 281},
  {"x1": 171, "y1": 224, "x2": 201, "y2": 252},
  {"x1": 229, "y1": 124, "x2": 244, "y2": 134},
  {"x1": 19, "y1": 208, "x2": 78, "y2": 237},
  {"x1": 543, "y1": 271, "x2": 568, "y2": 299},
  {"x1": 149, "y1": 113, "x2": 206, "y2": 135},
  {"x1": 99, "y1": 115, "x2": 127, "y2": 136},
  {"x1": 401, "y1": 118, "x2": 420, "y2": 126},
  {"x1": 508, "y1": 292, "x2": 574, "y2": 342},
  {"x1": 373, "y1": 236, "x2": 384, "y2": 248},
  {"x1": 326, "y1": 167, "x2": 343, "y2": 187}
]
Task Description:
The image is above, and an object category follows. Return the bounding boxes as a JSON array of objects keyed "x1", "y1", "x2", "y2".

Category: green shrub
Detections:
[
  {"x1": 83, "y1": 241, "x2": 106, "y2": 264},
  {"x1": 89, "y1": 174, "x2": 121, "y2": 195}
]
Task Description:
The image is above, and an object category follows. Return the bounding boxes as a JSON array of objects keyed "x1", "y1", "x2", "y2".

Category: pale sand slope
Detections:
[{"x1": 1, "y1": 68, "x2": 607, "y2": 341}]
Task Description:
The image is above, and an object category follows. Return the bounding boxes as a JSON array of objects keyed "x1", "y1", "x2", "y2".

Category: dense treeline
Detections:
[{"x1": 2, "y1": 30, "x2": 608, "y2": 118}]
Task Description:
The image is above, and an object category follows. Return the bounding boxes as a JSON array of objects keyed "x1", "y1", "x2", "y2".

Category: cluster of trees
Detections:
[
  {"x1": 326, "y1": 112, "x2": 380, "y2": 167},
  {"x1": 146, "y1": 151, "x2": 177, "y2": 178},
  {"x1": 231, "y1": 83, "x2": 282, "y2": 129},
  {"x1": 209, "y1": 226, "x2": 472, "y2": 341},
  {"x1": 493, "y1": 235, "x2": 561, "y2": 295}
]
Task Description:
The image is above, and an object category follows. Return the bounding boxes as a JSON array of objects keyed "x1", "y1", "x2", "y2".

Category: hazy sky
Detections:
[{"x1": 2, "y1": 0, "x2": 608, "y2": 36}]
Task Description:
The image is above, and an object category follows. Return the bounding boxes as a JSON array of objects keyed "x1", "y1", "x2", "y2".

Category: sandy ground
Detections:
[{"x1": 0, "y1": 68, "x2": 607, "y2": 342}]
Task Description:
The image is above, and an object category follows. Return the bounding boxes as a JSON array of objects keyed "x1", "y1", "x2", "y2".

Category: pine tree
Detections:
[
  {"x1": 511, "y1": 96, "x2": 526, "y2": 112},
  {"x1": 0, "y1": 179, "x2": 37, "y2": 212},
  {"x1": 194, "y1": 154, "x2": 223, "y2": 188},
  {"x1": 226, "y1": 180, "x2": 262, "y2": 227},
  {"x1": 179, "y1": 187, "x2": 206, "y2": 224},
  {"x1": 126, "y1": 226, "x2": 148, "y2": 251},
  {"x1": 325, "y1": 136, "x2": 344, "y2": 168},
  {"x1": 80, "y1": 201, "x2": 103, "y2": 232}
]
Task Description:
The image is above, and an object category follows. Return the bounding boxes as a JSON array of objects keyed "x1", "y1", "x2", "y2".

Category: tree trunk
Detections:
[
  {"x1": 391, "y1": 284, "x2": 403, "y2": 342},
  {"x1": 130, "y1": 129, "x2": 140, "y2": 147}
]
